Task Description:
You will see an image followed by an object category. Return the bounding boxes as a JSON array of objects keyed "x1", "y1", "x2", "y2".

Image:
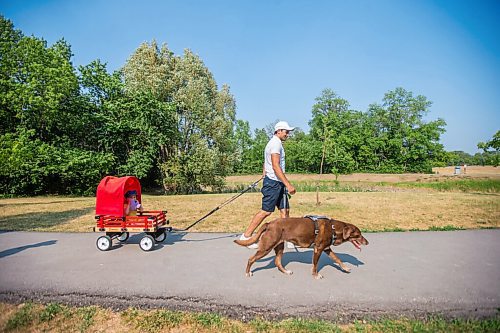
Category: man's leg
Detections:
[
  {"x1": 279, "y1": 208, "x2": 290, "y2": 218},
  {"x1": 280, "y1": 188, "x2": 295, "y2": 249},
  {"x1": 244, "y1": 210, "x2": 271, "y2": 238}
]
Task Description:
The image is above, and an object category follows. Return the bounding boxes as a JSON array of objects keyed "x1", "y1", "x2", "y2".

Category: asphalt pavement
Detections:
[{"x1": 0, "y1": 229, "x2": 498, "y2": 321}]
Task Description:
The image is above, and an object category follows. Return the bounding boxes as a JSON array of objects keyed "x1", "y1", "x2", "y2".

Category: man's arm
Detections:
[{"x1": 271, "y1": 153, "x2": 296, "y2": 194}]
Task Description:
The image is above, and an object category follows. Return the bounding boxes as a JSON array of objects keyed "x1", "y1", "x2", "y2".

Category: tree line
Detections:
[{"x1": 0, "y1": 16, "x2": 498, "y2": 196}]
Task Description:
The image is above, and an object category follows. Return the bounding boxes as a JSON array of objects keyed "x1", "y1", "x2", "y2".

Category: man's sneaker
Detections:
[
  {"x1": 286, "y1": 241, "x2": 295, "y2": 249},
  {"x1": 239, "y1": 234, "x2": 258, "y2": 249}
]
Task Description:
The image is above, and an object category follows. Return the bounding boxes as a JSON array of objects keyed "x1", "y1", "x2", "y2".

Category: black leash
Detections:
[{"x1": 173, "y1": 176, "x2": 264, "y2": 232}]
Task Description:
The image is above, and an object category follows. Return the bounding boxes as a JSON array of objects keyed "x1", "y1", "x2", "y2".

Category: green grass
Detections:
[
  {"x1": 193, "y1": 312, "x2": 224, "y2": 328},
  {"x1": 39, "y1": 302, "x2": 64, "y2": 322},
  {"x1": 363, "y1": 226, "x2": 467, "y2": 233},
  {"x1": 77, "y1": 306, "x2": 97, "y2": 332},
  {"x1": 278, "y1": 318, "x2": 342, "y2": 332},
  {"x1": 5, "y1": 302, "x2": 34, "y2": 331},
  {"x1": 2, "y1": 302, "x2": 499, "y2": 333},
  {"x1": 221, "y1": 181, "x2": 372, "y2": 194},
  {"x1": 366, "y1": 317, "x2": 500, "y2": 332},
  {"x1": 222, "y1": 178, "x2": 500, "y2": 194},
  {"x1": 122, "y1": 308, "x2": 184, "y2": 332},
  {"x1": 428, "y1": 225, "x2": 465, "y2": 231},
  {"x1": 396, "y1": 179, "x2": 500, "y2": 193}
]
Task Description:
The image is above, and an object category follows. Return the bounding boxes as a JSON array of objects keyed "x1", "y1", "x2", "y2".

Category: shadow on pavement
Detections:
[
  {"x1": 253, "y1": 249, "x2": 364, "y2": 274},
  {"x1": 0, "y1": 240, "x2": 57, "y2": 258},
  {"x1": 165, "y1": 232, "x2": 240, "y2": 244}
]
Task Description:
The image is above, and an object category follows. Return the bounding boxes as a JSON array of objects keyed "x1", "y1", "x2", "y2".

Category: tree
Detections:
[
  {"x1": 0, "y1": 16, "x2": 23, "y2": 134},
  {"x1": 79, "y1": 59, "x2": 179, "y2": 187},
  {"x1": 232, "y1": 119, "x2": 253, "y2": 173},
  {"x1": 309, "y1": 89, "x2": 367, "y2": 175},
  {"x1": 122, "y1": 42, "x2": 236, "y2": 193},
  {"x1": 478, "y1": 130, "x2": 500, "y2": 166},
  {"x1": 0, "y1": 16, "x2": 115, "y2": 195},
  {"x1": 368, "y1": 87, "x2": 446, "y2": 172}
]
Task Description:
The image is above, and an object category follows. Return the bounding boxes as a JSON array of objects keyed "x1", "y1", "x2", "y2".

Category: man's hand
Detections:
[{"x1": 287, "y1": 184, "x2": 296, "y2": 195}]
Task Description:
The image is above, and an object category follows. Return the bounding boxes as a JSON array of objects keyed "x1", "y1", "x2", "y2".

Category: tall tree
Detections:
[
  {"x1": 309, "y1": 89, "x2": 367, "y2": 175},
  {"x1": 368, "y1": 87, "x2": 446, "y2": 172},
  {"x1": 477, "y1": 130, "x2": 500, "y2": 166},
  {"x1": 0, "y1": 16, "x2": 23, "y2": 134},
  {"x1": 122, "y1": 42, "x2": 236, "y2": 193}
]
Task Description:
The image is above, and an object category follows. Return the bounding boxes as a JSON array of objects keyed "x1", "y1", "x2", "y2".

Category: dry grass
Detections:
[
  {"x1": 1, "y1": 168, "x2": 498, "y2": 233},
  {"x1": 0, "y1": 191, "x2": 498, "y2": 233}
]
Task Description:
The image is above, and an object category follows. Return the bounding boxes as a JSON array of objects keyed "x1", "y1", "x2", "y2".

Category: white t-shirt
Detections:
[{"x1": 264, "y1": 135, "x2": 285, "y2": 182}]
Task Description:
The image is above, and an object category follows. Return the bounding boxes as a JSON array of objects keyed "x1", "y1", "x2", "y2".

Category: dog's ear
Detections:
[{"x1": 343, "y1": 226, "x2": 354, "y2": 240}]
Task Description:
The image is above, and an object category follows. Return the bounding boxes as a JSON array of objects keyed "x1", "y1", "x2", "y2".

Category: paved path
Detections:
[{"x1": 0, "y1": 230, "x2": 498, "y2": 321}]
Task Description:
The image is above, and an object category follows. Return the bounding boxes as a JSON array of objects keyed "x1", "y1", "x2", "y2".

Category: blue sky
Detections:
[{"x1": 2, "y1": 0, "x2": 499, "y2": 153}]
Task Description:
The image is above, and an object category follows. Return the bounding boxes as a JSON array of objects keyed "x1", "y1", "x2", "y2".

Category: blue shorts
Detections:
[{"x1": 261, "y1": 176, "x2": 290, "y2": 212}]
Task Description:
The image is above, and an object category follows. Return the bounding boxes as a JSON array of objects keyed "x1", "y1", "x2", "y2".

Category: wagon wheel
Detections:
[
  {"x1": 154, "y1": 229, "x2": 167, "y2": 243},
  {"x1": 117, "y1": 232, "x2": 129, "y2": 242},
  {"x1": 96, "y1": 235, "x2": 112, "y2": 251},
  {"x1": 139, "y1": 235, "x2": 155, "y2": 251}
]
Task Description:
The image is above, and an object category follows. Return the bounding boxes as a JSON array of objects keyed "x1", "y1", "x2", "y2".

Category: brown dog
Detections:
[{"x1": 234, "y1": 217, "x2": 368, "y2": 279}]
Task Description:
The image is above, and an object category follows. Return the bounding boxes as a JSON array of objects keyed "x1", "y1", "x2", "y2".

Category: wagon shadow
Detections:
[
  {"x1": 253, "y1": 249, "x2": 364, "y2": 274},
  {"x1": 120, "y1": 233, "x2": 167, "y2": 251},
  {"x1": 0, "y1": 240, "x2": 57, "y2": 258}
]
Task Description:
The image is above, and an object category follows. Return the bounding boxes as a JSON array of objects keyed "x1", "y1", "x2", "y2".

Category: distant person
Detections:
[
  {"x1": 239, "y1": 121, "x2": 296, "y2": 249},
  {"x1": 124, "y1": 190, "x2": 143, "y2": 216},
  {"x1": 463, "y1": 164, "x2": 467, "y2": 174}
]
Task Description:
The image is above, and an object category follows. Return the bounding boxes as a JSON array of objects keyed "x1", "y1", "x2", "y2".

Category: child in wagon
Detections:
[{"x1": 124, "y1": 190, "x2": 144, "y2": 216}]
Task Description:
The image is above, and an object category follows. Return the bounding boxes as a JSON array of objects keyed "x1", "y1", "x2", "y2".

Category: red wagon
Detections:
[{"x1": 94, "y1": 176, "x2": 171, "y2": 251}]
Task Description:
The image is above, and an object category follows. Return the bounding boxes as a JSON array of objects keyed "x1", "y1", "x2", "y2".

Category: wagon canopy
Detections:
[{"x1": 95, "y1": 176, "x2": 142, "y2": 216}]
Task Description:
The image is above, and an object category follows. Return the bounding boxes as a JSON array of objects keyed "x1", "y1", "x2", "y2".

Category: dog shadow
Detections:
[{"x1": 254, "y1": 249, "x2": 364, "y2": 274}]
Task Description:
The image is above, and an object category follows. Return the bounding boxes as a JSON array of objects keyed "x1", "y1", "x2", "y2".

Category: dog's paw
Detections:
[
  {"x1": 313, "y1": 273, "x2": 323, "y2": 280},
  {"x1": 340, "y1": 264, "x2": 351, "y2": 273},
  {"x1": 246, "y1": 272, "x2": 253, "y2": 277},
  {"x1": 284, "y1": 269, "x2": 293, "y2": 276}
]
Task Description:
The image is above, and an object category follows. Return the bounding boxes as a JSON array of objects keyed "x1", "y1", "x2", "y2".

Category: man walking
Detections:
[{"x1": 239, "y1": 121, "x2": 296, "y2": 248}]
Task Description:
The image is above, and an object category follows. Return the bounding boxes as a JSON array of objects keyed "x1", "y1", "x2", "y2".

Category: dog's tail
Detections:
[{"x1": 234, "y1": 223, "x2": 269, "y2": 247}]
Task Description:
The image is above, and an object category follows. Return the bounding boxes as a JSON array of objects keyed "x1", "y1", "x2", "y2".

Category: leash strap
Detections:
[
  {"x1": 331, "y1": 223, "x2": 337, "y2": 245},
  {"x1": 304, "y1": 215, "x2": 329, "y2": 235},
  {"x1": 304, "y1": 215, "x2": 337, "y2": 244},
  {"x1": 175, "y1": 176, "x2": 264, "y2": 232}
]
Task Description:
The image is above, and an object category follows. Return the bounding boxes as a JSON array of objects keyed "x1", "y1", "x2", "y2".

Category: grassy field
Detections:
[
  {"x1": 0, "y1": 191, "x2": 498, "y2": 233},
  {"x1": 1, "y1": 302, "x2": 498, "y2": 333},
  {"x1": 0, "y1": 167, "x2": 499, "y2": 233},
  {"x1": 1, "y1": 168, "x2": 498, "y2": 331}
]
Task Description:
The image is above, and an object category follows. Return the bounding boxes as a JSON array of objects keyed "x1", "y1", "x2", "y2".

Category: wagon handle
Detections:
[{"x1": 173, "y1": 176, "x2": 264, "y2": 232}]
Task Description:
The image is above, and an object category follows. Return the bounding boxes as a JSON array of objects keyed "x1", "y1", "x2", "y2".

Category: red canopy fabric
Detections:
[{"x1": 95, "y1": 176, "x2": 142, "y2": 216}]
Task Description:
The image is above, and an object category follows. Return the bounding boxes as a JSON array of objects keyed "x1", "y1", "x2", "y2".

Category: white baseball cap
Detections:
[{"x1": 274, "y1": 121, "x2": 295, "y2": 132}]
